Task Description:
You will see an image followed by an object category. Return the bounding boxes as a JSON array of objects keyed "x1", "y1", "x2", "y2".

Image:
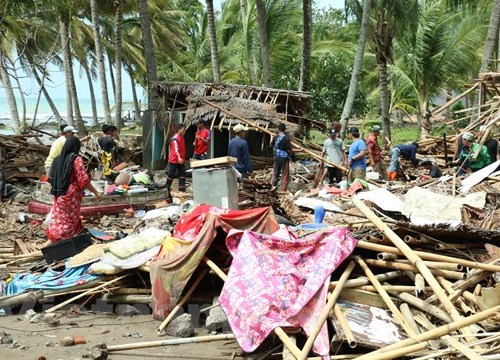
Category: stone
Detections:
[
  {"x1": 14, "y1": 193, "x2": 30, "y2": 204},
  {"x1": 115, "y1": 304, "x2": 140, "y2": 317},
  {"x1": 59, "y1": 336, "x2": 75, "y2": 347},
  {"x1": 1, "y1": 335, "x2": 14, "y2": 344},
  {"x1": 205, "y1": 297, "x2": 229, "y2": 332},
  {"x1": 165, "y1": 313, "x2": 194, "y2": 338},
  {"x1": 24, "y1": 309, "x2": 37, "y2": 321},
  {"x1": 29, "y1": 314, "x2": 44, "y2": 324},
  {"x1": 6, "y1": 341, "x2": 19, "y2": 349}
]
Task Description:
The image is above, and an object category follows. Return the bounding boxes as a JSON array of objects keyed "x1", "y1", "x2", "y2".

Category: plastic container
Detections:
[{"x1": 41, "y1": 229, "x2": 92, "y2": 264}]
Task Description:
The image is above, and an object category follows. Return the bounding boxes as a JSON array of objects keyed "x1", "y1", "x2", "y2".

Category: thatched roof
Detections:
[{"x1": 151, "y1": 82, "x2": 312, "y2": 133}]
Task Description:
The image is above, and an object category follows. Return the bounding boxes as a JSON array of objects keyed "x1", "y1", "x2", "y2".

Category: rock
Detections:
[
  {"x1": 29, "y1": 313, "x2": 44, "y2": 324},
  {"x1": 165, "y1": 313, "x2": 194, "y2": 338},
  {"x1": 43, "y1": 313, "x2": 57, "y2": 323},
  {"x1": 206, "y1": 297, "x2": 229, "y2": 332},
  {"x1": 59, "y1": 336, "x2": 75, "y2": 347},
  {"x1": 24, "y1": 310, "x2": 37, "y2": 321},
  {"x1": 45, "y1": 342, "x2": 57, "y2": 347},
  {"x1": 115, "y1": 304, "x2": 140, "y2": 317},
  {"x1": 6, "y1": 341, "x2": 19, "y2": 349},
  {"x1": 1, "y1": 335, "x2": 14, "y2": 344}
]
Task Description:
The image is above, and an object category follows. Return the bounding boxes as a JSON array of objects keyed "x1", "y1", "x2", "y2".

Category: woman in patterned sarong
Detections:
[{"x1": 46, "y1": 137, "x2": 102, "y2": 242}]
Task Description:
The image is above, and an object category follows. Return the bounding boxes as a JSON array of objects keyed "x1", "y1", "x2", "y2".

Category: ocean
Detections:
[{"x1": 0, "y1": 97, "x2": 135, "y2": 134}]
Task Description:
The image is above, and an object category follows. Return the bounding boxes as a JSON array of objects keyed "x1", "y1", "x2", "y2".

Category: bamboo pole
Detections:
[
  {"x1": 45, "y1": 275, "x2": 129, "y2": 313},
  {"x1": 438, "y1": 277, "x2": 475, "y2": 316},
  {"x1": 203, "y1": 256, "x2": 302, "y2": 359},
  {"x1": 355, "y1": 257, "x2": 416, "y2": 336},
  {"x1": 377, "y1": 252, "x2": 399, "y2": 260},
  {"x1": 412, "y1": 334, "x2": 500, "y2": 360},
  {"x1": 364, "y1": 258, "x2": 466, "y2": 280},
  {"x1": 395, "y1": 259, "x2": 465, "y2": 272},
  {"x1": 203, "y1": 99, "x2": 348, "y2": 172},
  {"x1": 299, "y1": 261, "x2": 356, "y2": 359},
  {"x1": 157, "y1": 269, "x2": 208, "y2": 335},
  {"x1": 415, "y1": 274, "x2": 426, "y2": 298},
  {"x1": 106, "y1": 333, "x2": 236, "y2": 352},
  {"x1": 399, "y1": 303, "x2": 421, "y2": 336},
  {"x1": 394, "y1": 292, "x2": 453, "y2": 323},
  {"x1": 433, "y1": 83, "x2": 479, "y2": 115},
  {"x1": 332, "y1": 305, "x2": 357, "y2": 348},
  {"x1": 415, "y1": 316, "x2": 485, "y2": 360},
  {"x1": 354, "y1": 305, "x2": 500, "y2": 360},
  {"x1": 356, "y1": 241, "x2": 500, "y2": 273},
  {"x1": 356, "y1": 285, "x2": 432, "y2": 292},
  {"x1": 329, "y1": 271, "x2": 402, "y2": 290},
  {"x1": 353, "y1": 197, "x2": 476, "y2": 340}
]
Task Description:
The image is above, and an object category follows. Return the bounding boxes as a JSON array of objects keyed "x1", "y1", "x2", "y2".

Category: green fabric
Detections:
[{"x1": 459, "y1": 143, "x2": 491, "y2": 171}]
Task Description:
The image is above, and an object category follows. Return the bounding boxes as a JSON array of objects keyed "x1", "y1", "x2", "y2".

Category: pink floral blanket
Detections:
[{"x1": 219, "y1": 227, "x2": 358, "y2": 357}]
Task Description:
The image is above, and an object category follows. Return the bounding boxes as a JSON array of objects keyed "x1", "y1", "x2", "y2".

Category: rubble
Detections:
[{"x1": 0, "y1": 96, "x2": 499, "y2": 359}]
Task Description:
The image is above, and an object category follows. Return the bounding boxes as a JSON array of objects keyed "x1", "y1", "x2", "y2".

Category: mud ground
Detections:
[{"x1": 0, "y1": 313, "x2": 262, "y2": 360}]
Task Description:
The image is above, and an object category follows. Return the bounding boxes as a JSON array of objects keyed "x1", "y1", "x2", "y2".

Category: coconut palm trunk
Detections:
[
  {"x1": 82, "y1": 62, "x2": 99, "y2": 126},
  {"x1": 481, "y1": 0, "x2": 500, "y2": 72},
  {"x1": 8, "y1": 59, "x2": 27, "y2": 131},
  {"x1": 255, "y1": 0, "x2": 273, "y2": 87},
  {"x1": 138, "y1": 0, "x2": 158, "y2": 110},
  {"x1": 90, "y1": 0, "x2": 112, "y2": 124},
  {"x1": 341, "y1": 0, "x2": 372, "y2": 136},
  {"x1": 206, "y1": 0, "x2": 221, "y2": 83},
  {"x1": 59, "y1": 18, "x2": 73, "y2": 126},
  {"x1": 114, "y1": 0, "x2": 123, "y2": 128},
  {"x1": 0, "y1": 55, "x2": 21, "y2": 134},
  {"x1": 31, "y1": 64, "x2": 64, "y2": 126},
  {"x1": 378, "y1": 58, "x2": 391, "y2": 141},
  {"x1": 299, "y1": 0, "x2": 312, "y2": 92},
  {"x1": 127, "y1": 63, "x2": 142, "y2": 122}
]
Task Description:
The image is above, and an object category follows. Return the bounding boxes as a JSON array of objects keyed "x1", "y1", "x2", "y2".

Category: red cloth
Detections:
[
  {"x1": 45, "y1": 156, "x2": 90, "y2": 242},
  {"x1": 366, "y1": 134, "x2": 382, "y2": 162},
  {"x1": 150, "y1": 205, "x2": 280, "y2": 319},
  {"x1": 168, "y1": 133, "x2": 186, "y2": 164},
  {"x1": 194, "y1": 128, "x2": 210, "y2": 155}
]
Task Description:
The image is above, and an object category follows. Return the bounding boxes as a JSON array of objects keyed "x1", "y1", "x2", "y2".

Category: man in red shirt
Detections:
[
  {"x1": 193, "y1": 120, "x2": 211, "y2": 160},
  {"x1": 366, "y1": 125, "x2": 388, "y2": 180},
  {"x1": 166, "y1": 124, "x2": 186, "y2": 192}
]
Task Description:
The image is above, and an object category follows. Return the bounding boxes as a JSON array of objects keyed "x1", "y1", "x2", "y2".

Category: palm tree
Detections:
[
  {"x1": 480, "y1": 0, "x2": 500, "y2": 72},
  {"x1": 90, "y1": 0, "x2": 113, "y2": 124},
  {"x1": 0, "y1": 55, "x2": 21, "y2": 134},
  {"x1": 341, "y1": 0, "x2": 372, "y2": 136},
  {"x1": 255, "y1": 0, "x2": 273, "y2": 87},
  {"x1": 391, "y1": 0, "x2": 486, "y2": 138},
  {"x1": 114, "y1": 0, "x2": 124, "y2": 128},
  {"x1": 365, "y1": 0, "x2": 419, "y2": 142},
  {"x1": 299, "y1": 0, "x2": 312, "y2": 92},
  {"x1": 138, "y1": 0, "x2": 157, "y2": 109},
  {"x1": 206, "y1": 0, "x2": 221, "y2": 82}
]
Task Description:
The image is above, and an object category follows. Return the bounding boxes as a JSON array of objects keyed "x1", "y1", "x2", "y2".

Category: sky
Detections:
[{"x1": 0, "y1": 0, "x2": 345, "y2": 104}]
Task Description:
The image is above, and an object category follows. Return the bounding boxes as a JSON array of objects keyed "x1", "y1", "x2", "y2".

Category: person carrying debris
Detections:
[
  {"x1": 44, "y1": 124, "x2": 73, "y2": 177},
  {"x1": 46, "y1": 137, "x2": 102, "y2": 243},
  {"x1": 347, "y1": 127, "x2": 367, "y2": 182},
  {"x1": 366, "y1": 125, "x2": 388, "y2": 180},
  {"x1": 193, "y1": 119, "x2": 211, "y2": 160},
  {"x1": 419, "y1": 159, "x2": 442, "y2": 180},
  {"x1": 271, "y1": 123, "x2": 293, "y2": 191},
  {"x1": 322, "y1": 128, "x2": 346, "y2": 185},
  {"x1": 228, "y1": 124, "x2": 252, "y2": 178},
  {"x1": 387, "y1": 142, "x2": 419, "y2": 180},
  {"x1": 166, "y1": 124, "x2": 187, "y2": 193},
  {"x1": 453, "y1": 132, "x2": 491, "y2": 175}
]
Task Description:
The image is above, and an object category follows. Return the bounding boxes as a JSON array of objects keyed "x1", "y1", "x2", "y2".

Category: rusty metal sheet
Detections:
[{"x1": 330, "y1": 300, "x2": 406, "y2": 349}]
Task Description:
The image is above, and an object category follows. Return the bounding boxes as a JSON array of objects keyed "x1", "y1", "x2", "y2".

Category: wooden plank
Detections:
[{"x1": 190, "y1": 156, "x2": 238, "y2": 168}]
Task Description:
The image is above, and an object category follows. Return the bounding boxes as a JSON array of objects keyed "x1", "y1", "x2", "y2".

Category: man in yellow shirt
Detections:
[{"x1": 44, "y1": 125, "x2": 77, "y2": 176}]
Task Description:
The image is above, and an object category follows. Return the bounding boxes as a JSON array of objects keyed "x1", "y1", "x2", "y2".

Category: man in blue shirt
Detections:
[
  {"x1": 347, "y1": 127, "x2": 367, "y2": 182},
  {"x1": 397, "y1": 143, "x2": 419, "y2": 167},
  {"x1": 387, "y1": 142, "x2": 419, "y2": 180},
  {"x1": 228, "y1": 124, "x2": 252, "y2": 178}
]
